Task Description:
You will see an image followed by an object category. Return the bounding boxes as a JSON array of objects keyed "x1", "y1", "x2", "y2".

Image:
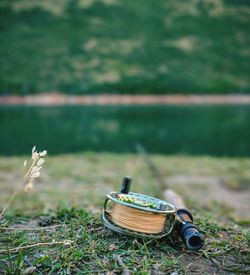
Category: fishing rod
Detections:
[
  {"x1": 136, "y1": 144, "x2": 204, "y2": 250},
  {"x1": 102, "y1": 145, "x2": 204, "y2": 250},
  {"x1": 164, "y1": 189, "x2": 204, "y2": 250},
  {"x1": 102, "y1": 176, "x2": 204, "y2": 250}
]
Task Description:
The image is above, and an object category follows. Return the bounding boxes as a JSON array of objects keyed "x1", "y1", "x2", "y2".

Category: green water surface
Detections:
[{"x1": 0, "y1": 105, "x2": 250, "y2": 156}]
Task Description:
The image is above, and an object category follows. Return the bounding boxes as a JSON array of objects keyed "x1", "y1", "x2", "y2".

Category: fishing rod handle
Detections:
[
  {"x1": 163, "y1": 189, "x2": 185, "y2": 209},
  {"x1": 164, "y1": 189, "x2": 204, "y2": 251}
]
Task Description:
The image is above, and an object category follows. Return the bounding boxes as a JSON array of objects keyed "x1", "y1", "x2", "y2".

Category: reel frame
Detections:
[{"x1": 102, "y1": 191, "x2": 177, "y2": 239}]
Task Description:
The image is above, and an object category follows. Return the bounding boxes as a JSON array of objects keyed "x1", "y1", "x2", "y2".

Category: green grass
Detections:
[
  {"x1": 0, "y1": 0, "x2": 249, "y2": 94},
  {"x1": 0, "y1": 208, "x2": 249, "y2": 274},
  {"x1": 0, "y1": 153, "x2": 249, "y2": 273}
]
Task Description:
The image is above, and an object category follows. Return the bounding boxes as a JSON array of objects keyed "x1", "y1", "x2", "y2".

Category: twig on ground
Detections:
[
  {"x1": 0, "y1": 224, "x2": 64, "y2": 231},
  {"x1": 114, "y1": 254, "x2": 130, "y2": 275},
  {"x1": 0, "y1": 240, "x2": 73, "y2": 254}
]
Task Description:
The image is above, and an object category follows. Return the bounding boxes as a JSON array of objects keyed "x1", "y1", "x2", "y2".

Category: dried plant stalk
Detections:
[
  {"x1": 0, "y1": 224, "x2": 63, "y2": 231},
  {"x1": 0, "y1": 240, "x2": 73, "y2": 254},
  {"x1": 0, "y1": 146, "x2": 47, "y2": 219}
]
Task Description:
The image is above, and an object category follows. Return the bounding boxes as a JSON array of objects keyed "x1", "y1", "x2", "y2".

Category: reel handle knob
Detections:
[{"x1": 120, "y1": 176, "x2": 132, "y2": 194}]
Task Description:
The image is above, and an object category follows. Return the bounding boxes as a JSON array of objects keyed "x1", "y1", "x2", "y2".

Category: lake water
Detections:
[{"x1": 0, "y1": 105, "x2": 250, "y2": 156}]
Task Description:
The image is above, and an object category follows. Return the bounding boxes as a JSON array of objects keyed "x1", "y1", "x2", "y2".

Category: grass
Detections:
[
  {"x1": 0, "y1": 0, "x2": 249, "y2": 94},
  {"x1": 0, "y1": 153, "x2": 249, "y2": 273},
  {"x1": 0, "y1": 209, "x2": 249, "y2": 274}
]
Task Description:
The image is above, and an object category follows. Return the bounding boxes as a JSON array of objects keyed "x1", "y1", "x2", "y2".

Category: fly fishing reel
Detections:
[{"x1": 102, "y1": 177, "x2": 176, "y2": 239}]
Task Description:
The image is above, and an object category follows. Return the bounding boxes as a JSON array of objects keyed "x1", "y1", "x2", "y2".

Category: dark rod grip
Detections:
[
  {"x1": 164, "y1": 190, "x2": 204, "y2": 250},
  {"x1": 120, "y1": 176, "x2": 132, "y2": 194},
  {"x1": 177, "y1": 209, "x2": 204, "y2": 251}
]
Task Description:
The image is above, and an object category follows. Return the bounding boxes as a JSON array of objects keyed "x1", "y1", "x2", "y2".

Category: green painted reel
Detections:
[{"x1": 102, "y1": 177, "x2": 176, "y2": 239}]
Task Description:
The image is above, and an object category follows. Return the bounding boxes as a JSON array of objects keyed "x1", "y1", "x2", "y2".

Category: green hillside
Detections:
[{"x1": 0, "y1": 0, "x2": 249, "y2": 94}]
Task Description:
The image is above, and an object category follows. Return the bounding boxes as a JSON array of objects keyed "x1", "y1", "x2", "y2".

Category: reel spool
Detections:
[{"x1": 102, "y1": 177, "x2": 176, "y2": 239}]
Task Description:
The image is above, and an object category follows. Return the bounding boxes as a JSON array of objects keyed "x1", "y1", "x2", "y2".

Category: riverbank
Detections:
[
  {"x1": 0, "y1": 153, "x2": 249, "y2": 273},
  {"x1": 1, "y1": 153, "x2": 249, "y2": 220},
  {"x1": 1, "y1": 93, "x2": 250, "y2": 106}
]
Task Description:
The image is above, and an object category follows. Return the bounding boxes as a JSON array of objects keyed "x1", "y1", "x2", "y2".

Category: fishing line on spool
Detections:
[
  {"x1": 110, "y1": 202, "x2": 167, "y2": 234},
  {"x1": 103, "y1": 184, "x2": 176, "y2": 238},
  {"x1": 102, "y1": 176, "x2": 204, "y2": 251}
]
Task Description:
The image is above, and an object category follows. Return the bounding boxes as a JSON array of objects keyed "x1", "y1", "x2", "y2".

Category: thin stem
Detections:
[
  {"x1": 0, "y1": 224, "x2": 64, "y2": 231},
  {"x1": 0, "y1": 191, "x2": 18, "y2": 219},
  {"x1": 0, "y1": 240, "x2": 73, "y2": 254}
]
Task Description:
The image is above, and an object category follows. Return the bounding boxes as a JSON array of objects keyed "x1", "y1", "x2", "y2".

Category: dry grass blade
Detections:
[
  {"x1": 0, "y1": 224, "x2": 64, "y2": 231},
  {"x1": 0, "y1": 240, "x2": 73, "y2": 254}
]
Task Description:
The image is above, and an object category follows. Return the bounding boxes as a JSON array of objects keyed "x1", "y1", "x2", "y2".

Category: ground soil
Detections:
[{"x1": 164, "y1": 175, "x2": 250, "y2": 220}]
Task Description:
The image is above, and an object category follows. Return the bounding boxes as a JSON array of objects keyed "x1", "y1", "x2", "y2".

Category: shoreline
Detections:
[{"x1": 1, "y1": 93, "x2": 250, "y2": 106}]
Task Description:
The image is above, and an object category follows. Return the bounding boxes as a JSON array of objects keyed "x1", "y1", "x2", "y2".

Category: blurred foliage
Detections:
[{"x1": 0, "y1": 0, "x2": 249, "y2": 94}]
